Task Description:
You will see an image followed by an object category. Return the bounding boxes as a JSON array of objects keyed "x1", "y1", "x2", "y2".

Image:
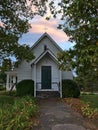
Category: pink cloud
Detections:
[{"x1": 29, "y1": 16, "x2": 69, "y2": 43}]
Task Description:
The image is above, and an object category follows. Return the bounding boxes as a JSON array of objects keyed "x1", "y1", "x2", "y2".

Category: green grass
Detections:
[
  {"x1": 0, "y1": 95, "x2": 15, "y2": 105},
  {"x1": 0, "y1": 90, "x2": 16, "y2": 106},
  {"x1": 80, "y1": 94, "x2": 98, "y2": 109}
]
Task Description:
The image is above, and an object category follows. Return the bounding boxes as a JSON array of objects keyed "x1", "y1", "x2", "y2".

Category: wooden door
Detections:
[{"x1": 41, "y1": 66, "x2": 51, "y2": 89}]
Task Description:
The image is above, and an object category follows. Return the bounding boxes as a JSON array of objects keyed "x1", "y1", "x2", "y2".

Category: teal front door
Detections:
[{"x1": 41, "y1": 66, "x2": 51, "y2": 89}]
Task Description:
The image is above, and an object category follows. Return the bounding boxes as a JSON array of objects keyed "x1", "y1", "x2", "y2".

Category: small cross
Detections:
[{"x1": 44, "y1": 26, "x2": 48, "y2": 32}]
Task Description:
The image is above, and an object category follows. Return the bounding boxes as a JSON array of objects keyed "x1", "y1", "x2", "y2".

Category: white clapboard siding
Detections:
[
  {"x1": 31, "y1": 36, "x2": 61, "y2": 59},
  {"x1": 17, "y1": 61, "x2": 32, "y2": 82},
  {"x1": 5, "y1": 33, "x2": 73, "y2": 95},
  {"x1": 62, "y1": 71, "x2": 73, "y2": 80}
]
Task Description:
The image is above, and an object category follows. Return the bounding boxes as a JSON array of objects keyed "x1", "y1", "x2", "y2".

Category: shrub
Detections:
[
  {"x1": 62, "y1": 79, "x2": 80, "y2": 98},
  {"x1": 16, "y1": 80, "x2": 34, "y2": 96},
  {"x1": 81, "y1": 104, "x2": 98, "y2": 119}
]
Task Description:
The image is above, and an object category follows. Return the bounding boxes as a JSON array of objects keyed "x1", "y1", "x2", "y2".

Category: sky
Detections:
[{"x1": 19, "y1": 15, "x2": 75, "y2": 50}]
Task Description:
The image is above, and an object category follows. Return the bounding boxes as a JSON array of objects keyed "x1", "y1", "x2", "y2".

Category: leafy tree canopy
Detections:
[
  {"x1": 49, "y1": 0, "x2": 98, "y2": 85},
  {"x1": 0, "y1": 58, "x2": 12, "y2": 72},
  {"x1": 0, "y1": 0, "x2": 47, "y2": 64},
  {"x1": 1, "y1": 0, "x2": 98, "y2": 87},
  {"x1": 0, "y1": 59, "x2": 12, "y2": 83}
]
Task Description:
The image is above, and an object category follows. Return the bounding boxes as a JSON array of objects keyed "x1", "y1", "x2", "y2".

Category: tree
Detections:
[
  {"x1": 50, "y1": 0, "x2": 98, "y2": 88},
  {"x1": 0, "y1": 58, "x2": 13, "y2": 84},
  {"x1": 0, "y1": 0, "x2": 47, "y2": 63},
  {"x1": 0, "y1": 58, "x2": 13, "y2": 72}
]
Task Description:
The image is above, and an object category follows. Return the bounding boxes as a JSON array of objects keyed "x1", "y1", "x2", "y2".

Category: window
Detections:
[{"x1": 44, "y1": 45, "x2": 47, "y2": 51}]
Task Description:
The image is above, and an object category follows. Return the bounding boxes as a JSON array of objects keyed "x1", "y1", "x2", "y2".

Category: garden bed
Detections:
[
  {"x1": 62, "y1": 95, "x2": 98, "y2": 129},
  {"x1": 0, "y1": 94, "x2": 39, "y2": 130}
]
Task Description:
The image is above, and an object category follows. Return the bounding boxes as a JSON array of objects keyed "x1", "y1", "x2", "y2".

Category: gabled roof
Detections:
[
  {"x1": 31, "y1": 32, "x2": 62, "y2": 51},
  {"x1": 31, "y1": 49, "x2": 59, "y2": 65}
]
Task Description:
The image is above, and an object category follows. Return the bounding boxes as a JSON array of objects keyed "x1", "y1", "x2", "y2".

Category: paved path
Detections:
[{"x1": 33, "y1": 98, "x2": 94, "y2": 130}]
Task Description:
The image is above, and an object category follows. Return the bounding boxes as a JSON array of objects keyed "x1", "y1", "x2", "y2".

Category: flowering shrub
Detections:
[
  {"x1": 81, "y1": 104, "x2": 98, "y2": 119},
  {"x1": 0, "y1": 96, "x2": 39, "y2": 130}
]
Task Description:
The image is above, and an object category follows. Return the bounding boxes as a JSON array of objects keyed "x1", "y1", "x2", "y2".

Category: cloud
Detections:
[
  {"x1": 29, "y1": 16, "x2": 69, "y2": 43},
  {"x1": 19, "y1": 16, "x2": 73, "y2": 50}
]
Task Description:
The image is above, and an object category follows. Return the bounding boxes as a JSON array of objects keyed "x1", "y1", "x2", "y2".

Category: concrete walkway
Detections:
[{"x1": 33, "y1": 98, "x2": 93, "y2": 130}]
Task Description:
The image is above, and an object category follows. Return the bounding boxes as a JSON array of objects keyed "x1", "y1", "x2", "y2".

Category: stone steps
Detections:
[{"x1": 36, "y1": 91, "x2": 60, "y2": 98}]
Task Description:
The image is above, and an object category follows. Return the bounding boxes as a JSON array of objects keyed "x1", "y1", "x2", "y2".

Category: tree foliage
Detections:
[
  {"x1": 0, "y1": 58, "x2": 12, "y2": 72},
  {"x1": 0, "y1": 58, "x2": 13, "y2": 83},
  {"x1": 50, "y1": 0, "x2": 98, "y2": 86},
  {"x1": 0, "y1": 0, "x2": 47, "y2": 62}
]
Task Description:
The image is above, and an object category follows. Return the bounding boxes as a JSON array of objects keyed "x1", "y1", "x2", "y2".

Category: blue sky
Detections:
[{"x1": 19, "y1": 16, "x2": 75, "y2": 50}]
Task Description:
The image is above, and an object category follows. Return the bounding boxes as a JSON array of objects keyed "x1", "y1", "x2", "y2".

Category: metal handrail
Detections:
[{"x1": 36, "y1": 82, "x2": 60, "y2": 91}]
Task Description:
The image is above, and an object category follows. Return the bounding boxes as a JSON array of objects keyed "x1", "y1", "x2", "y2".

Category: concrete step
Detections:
[{"x1": 36, "y1": 91, "x2": 60, "y2": 98}]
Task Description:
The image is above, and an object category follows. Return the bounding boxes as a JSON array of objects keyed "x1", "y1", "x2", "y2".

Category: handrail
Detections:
[
  {"x1": 9, "y1": 83, "x2": 16, "y2": 93},
  {"x1": 36, "y1": 82, "x2": 60, "y2": 91}
]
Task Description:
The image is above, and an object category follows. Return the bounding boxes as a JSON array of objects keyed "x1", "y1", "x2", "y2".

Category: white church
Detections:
[{"x1": 5, "y1": 33, "x2": 73, "y2": 98}]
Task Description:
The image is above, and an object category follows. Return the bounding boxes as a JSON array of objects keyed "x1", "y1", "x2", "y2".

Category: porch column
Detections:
[
  {"x1": 13, "y1": 76, "x2": 16, "y2": 83},
  {"x1": 12, "y1": 76, "x2": 16, "y2": 90},
  {"x1": 6, "y1": 74, "x2": 10, "y2": 91},
  {"x1": 60, "y1": 70, "x2": 62, "y2": 98},
  {"x1": 34, "y1": 64, "x2": 36, "y2": 97}
]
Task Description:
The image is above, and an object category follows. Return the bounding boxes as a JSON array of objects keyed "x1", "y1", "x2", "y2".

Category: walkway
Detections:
[{"x1": 33, "y1": 98, "x2": 95, "y2": 130}]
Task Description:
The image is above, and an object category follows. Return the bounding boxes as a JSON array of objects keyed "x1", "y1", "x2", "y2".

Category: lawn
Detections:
[
  {"x1": 0, "y1": 95, "x2": 14, "y2": 105},
  {"x1": 80, "y1": 94, "x2": 98, "y2": 109}
]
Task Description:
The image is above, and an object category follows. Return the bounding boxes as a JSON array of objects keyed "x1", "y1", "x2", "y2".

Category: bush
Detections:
[
  {"x1": 16, "y1": 80, "x2": 34, "y2": 96},
  {"x1": 62, "y1": 79, "x2": 80, "y2": 98}
]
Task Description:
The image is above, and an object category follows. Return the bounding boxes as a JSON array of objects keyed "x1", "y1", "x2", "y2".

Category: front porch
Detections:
[
  {"x1": 31, "y1": 50, "x2": 63, "y2": 98},
  {"x1": 5, "y1": 71, "x2": 17, "y2": 91}
]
